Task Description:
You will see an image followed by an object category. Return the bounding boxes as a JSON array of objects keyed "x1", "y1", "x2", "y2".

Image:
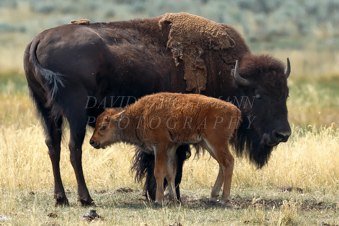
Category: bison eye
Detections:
[
  {"x1": 100, "y1": 126, "x2": 106, "y2": 130},
  {"x1": 105, "y1": 116, "x2": 108, "y2": 120},
  {"x1": 255, "y1": 94, "x2": 262, "y2": 100}
]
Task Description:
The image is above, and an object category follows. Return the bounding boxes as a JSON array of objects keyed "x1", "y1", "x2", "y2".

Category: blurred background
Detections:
[{"x1": 0, "y1": 0, "x2": 339, "y2": 127}]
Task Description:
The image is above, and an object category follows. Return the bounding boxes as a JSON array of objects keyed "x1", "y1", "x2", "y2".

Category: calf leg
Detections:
[
  {"x1": 165, "y1": 147, "x2": 177, "y2": 202},
  {"x1": 153, "y1": 146, "x2": 167, "y2": 206},
  {"x1": 215, "y1": 147, "x2": 234, "y2": 205},
  {"x1": 203, "y1": 139, "x2": 234, "y2": 205},
  {"x1": 210, "y1": 164, "x2": 224, "y2": 202}
]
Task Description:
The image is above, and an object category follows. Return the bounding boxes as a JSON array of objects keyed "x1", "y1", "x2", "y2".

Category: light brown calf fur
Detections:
[{"x1": 90, "y1": 92, "x2": 241, "y2": 206}]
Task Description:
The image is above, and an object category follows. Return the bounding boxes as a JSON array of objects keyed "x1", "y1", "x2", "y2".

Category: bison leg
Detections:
[
  {"x1": 44, "y1": 116, "x2": 69, "y2": 206},
  {"x1": 174, "y1": 145, "x2": 190, "y2": 200},
  {"x1": 66, "y1": 101, "x2": 94, "y2": 206}
]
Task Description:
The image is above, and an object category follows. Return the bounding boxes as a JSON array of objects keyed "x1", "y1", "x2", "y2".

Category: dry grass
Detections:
[
  {"x1": 1, "y1": 123, "x2": 338, "y2": 193},
  {"x1": 0, "y1": 91, "x2": 339, "y2": 225}
]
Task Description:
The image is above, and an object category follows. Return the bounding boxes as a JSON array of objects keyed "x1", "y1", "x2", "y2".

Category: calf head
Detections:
[
  {"x1": 232, "y1": 54, "x2": 291, "y2": 168},
  {"x1": 90, "y1": 108, "x2": 125, "y2": 149}
]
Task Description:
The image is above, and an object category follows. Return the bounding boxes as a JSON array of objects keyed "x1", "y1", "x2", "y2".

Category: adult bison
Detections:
[{"x1": 23, "y1": 13, "x2": 291, "y2": 206}]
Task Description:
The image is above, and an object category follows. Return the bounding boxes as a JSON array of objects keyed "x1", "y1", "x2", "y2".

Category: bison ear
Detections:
[{"x1": 114, "y1": 110, "x2": 126, "y2": 121}]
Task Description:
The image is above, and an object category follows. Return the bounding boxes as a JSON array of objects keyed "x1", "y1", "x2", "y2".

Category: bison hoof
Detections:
[
  {"x1": 78, "y1": 197, "x2": 96, "y2": 207},
  {"x1": 55, "y1": 195, "x2": 69, "y2": 207}
]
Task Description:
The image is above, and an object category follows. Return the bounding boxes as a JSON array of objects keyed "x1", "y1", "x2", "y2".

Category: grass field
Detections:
[{"x1": 0, "y1": 72, "x2": 338, "y2": 225}]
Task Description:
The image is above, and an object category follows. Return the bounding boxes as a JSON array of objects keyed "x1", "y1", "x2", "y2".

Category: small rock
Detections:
[
  {"x1": 82, "y1": 210, "x2": 104, "y2": 222},
  {"x1": 0, "y1": 216, "x2": 12, "y2": 221},
  {"x1": 169, "y1": 221, "x2": 182, "y2": 226},
  {"x1": 320, "y1": 221, "x2": 339, "y2": 226},
  {"x1": 47, "y1": 212, "x2": 57, "y2": 218},
  {"x1": 276, "y1": 186, "x2": 292, "y2": 192},
  {"x1": 276, "y1": 186, "x2": 303, "y2": 193},
  {"x1": 115, "y1": 187, "x2": 135, "y2": 193}
]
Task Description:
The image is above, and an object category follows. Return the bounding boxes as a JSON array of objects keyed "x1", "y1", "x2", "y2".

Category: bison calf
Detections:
[{"x1": 90, "y1": 92, "x2": 241, "y2": 206}]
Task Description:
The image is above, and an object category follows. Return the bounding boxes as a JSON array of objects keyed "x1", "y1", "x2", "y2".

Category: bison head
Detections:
[
  {"x1": 90, "y1": 108, "x2": 125, "y2": 149},
  {"x1": 231, "y1": 54, "x2": 291, "y2": 168}
]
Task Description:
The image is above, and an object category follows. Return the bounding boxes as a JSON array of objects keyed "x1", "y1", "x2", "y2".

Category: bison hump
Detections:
[{"x1": 159, "y1": 12, "x2": 235, "y2": 93}]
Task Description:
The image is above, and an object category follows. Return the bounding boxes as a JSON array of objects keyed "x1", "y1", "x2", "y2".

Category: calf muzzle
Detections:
[{"x1": 90, "y1": 140, "x2": 100, "y2": 149}]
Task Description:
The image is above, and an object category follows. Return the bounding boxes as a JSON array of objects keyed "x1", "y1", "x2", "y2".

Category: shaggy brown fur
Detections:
[
  {"x1": 90, "y1": 93, "x2": 241, "y2": 206},
  {"x1": 70, "y1": 19, "x2": 90, "y2": 25},
  {"x1": 159, "y1": 13, "x2": 235, "y2": 93}
]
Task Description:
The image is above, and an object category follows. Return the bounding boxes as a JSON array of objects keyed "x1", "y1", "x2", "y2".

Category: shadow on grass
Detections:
[{"x1": 88, "y1": 189, "x2": 338, "y2": 211}]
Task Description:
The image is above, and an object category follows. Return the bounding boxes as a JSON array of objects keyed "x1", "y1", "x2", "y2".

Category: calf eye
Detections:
[
  {"x1": 100, "y1": 126, "x2": 106, "y2": 130},
  {"x1": 255, "y1": 94, "x2": 262, "y2": 100},
  {"x1": 105, "y1": 116, "x2": 108, "y2": 120}
]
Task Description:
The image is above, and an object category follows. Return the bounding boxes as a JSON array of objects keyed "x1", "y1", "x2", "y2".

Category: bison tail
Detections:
[
  {"x1": 131, "y1": 148, "x2": 157, "y2": 200},
  {"x1": 28, "y1": 38, "x2": 64, "y2": 105}
]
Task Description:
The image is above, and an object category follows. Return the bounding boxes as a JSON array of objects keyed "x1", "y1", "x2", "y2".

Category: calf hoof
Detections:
[
  {"x1": 168, "y1": 198, "x2": 180, "y2": 206},
  {"x1": 219, "y1": 197, "x2": 231, "y2": 207},
  {"x1": 219, "y1": 200, "x2": 232, "y2": 207},
  {"x1": 54, "y1": 194, "x2": 69, "y2": 207},
  {"x1": 152, "y1": 201, "x2": 162, "y2": 208},
  {"x1": 78, "y1": 196, "x2": 96, "y2": 207},
  {"x1": 209, "y1": 197, "x2": 218, "y2": 203}
]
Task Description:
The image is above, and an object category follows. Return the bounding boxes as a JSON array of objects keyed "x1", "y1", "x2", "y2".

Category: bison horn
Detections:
[
  {"x1": 285, "y1": 58, "x2": 291, "y2": 78},
  {"x1": 233, "y1": 60, "x2": 250, "y2": 86}
]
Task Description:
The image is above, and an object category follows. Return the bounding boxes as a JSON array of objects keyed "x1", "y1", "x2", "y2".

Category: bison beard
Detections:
[
  {"x1": 233, "y1": 123, "x2": 274, "y2": 169},
  {"x1": 132, "y1": 145, "x2": 191, "y2": 201}
]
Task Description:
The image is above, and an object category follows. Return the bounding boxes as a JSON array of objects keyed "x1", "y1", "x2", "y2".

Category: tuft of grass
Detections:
[{"x1": 277, "y1": 199, "x2": 299, "y2": 225}]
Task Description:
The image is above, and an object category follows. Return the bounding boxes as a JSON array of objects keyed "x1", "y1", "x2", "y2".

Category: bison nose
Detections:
[
  {"x1": 90, "y1": 140, "x2": 95, "y2": 146},
  {"x1": 273, "y1": 128, "x2": 291, "y2": 143}
]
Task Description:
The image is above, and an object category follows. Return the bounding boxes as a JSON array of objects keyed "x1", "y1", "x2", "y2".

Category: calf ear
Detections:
[{"x1": 113, "y1": 110, "x2": 126, "y2": 121}]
